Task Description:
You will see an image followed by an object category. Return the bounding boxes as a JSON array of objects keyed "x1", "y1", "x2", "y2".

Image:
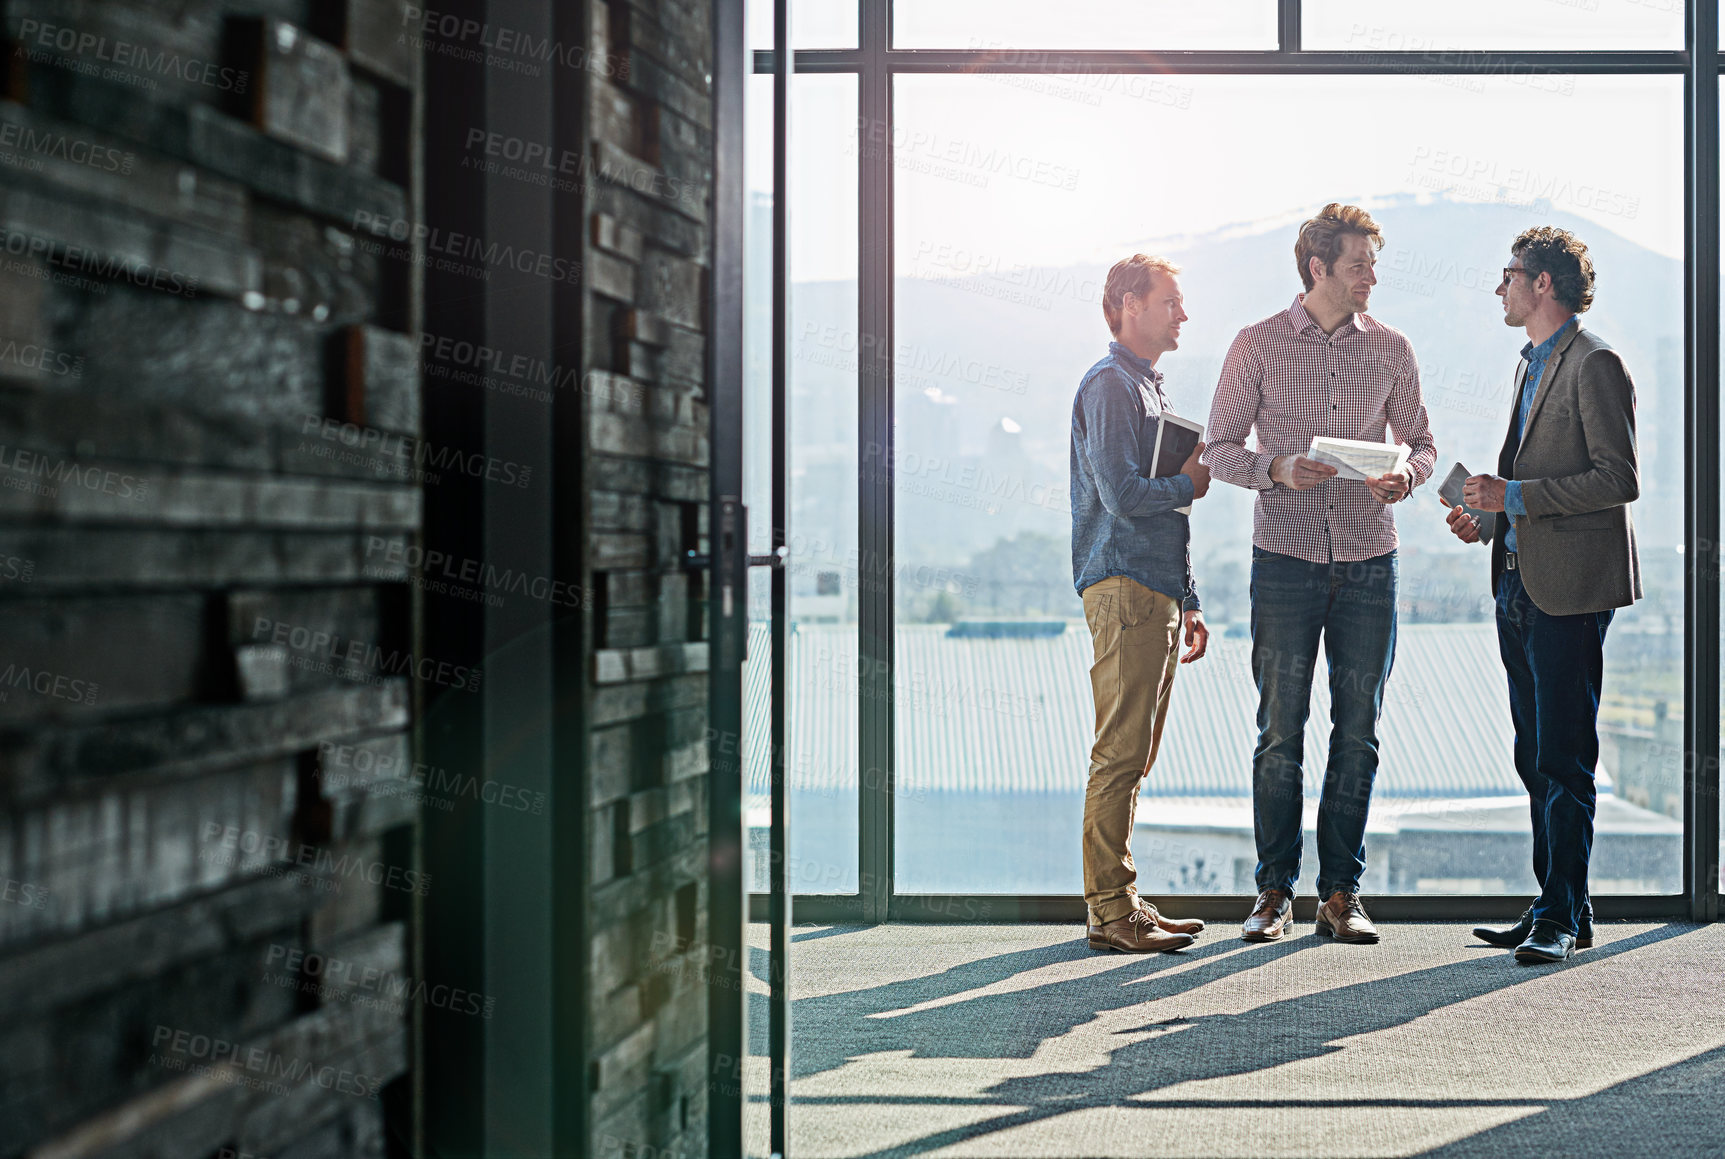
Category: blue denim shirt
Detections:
[
  {"x1": 1503, "y1": 315, "x2": 1577, "y2": 551},
  {"x1": 1070, "y1": 341, "x2": 1199, "y2": 611}
]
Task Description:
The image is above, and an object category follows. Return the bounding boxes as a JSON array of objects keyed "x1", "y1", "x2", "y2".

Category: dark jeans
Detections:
[
  {"x1": 1249, "y1": 548, "x2": 1398, "y2": 900},
  {"x1": 1495, "y1": 567, "x2": 1611, "y2": 936}
]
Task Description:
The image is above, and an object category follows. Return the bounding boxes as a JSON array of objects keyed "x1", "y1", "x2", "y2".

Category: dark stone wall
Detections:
[
  {"x1": 0, "y1": 0, "x2": 719, "y2": 1152},
  {"x1": 583, "y1": 1, "x2": 715, "y2": 1156},
  {"x1": 0, "y1": 0, "x2": 421, "y2": 1155}
]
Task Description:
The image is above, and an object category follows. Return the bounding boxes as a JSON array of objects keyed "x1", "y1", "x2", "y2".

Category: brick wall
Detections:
[
  {"x1": 0, "y1": 0, "x2": 421, "y2": 1155},
  {"x1": 583, "y1": 0, "x2": 715, "y2": 1156}
]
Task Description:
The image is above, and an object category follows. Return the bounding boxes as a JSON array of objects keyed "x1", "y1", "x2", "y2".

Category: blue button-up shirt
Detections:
[
  {"x1": 1070, "y1": 341, "x2": 1198, "y2": 611},
  {"x1": 1503, "y1": 315, "x2": 1577, "y2": 551}
]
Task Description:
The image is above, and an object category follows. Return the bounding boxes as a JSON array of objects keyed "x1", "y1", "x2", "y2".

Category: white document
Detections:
[{"x1": 1306, "y1": 436, "x2": 1410, "y2": 482}]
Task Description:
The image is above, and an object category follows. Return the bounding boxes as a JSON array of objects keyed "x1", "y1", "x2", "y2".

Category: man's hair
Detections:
[
  {"x1": 1102, "y1": 254, "x2": 1181, "y2": 335},
  {"x1": 1511, "y1": 226, "x2": 1596, "y2": 314},
  {"x1": 1294, "y1": 203, "x2": 1384, "y2": 291}
]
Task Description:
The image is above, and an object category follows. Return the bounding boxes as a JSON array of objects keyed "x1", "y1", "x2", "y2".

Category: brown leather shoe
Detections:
[
  {"x1": 1135, "y1": 896, "x2": 1205, "y2": 937},
  {"x1": 1087, "y1": 908, "x2": 1195, "y2": 953},
  {"x1": 1241, "y1": 889, "x2": 1293, "y2": 942},
  {"x1": 1315, "y1": 890, "x2": 1380, "y2": 943}
]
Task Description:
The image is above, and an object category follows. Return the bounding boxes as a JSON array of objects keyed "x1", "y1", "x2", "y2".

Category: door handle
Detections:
[{"x1": 684, "y1": 546, "x2": 786, "y2": 570}]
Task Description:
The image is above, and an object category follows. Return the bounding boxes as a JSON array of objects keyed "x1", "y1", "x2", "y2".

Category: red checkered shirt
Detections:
[{"x1": 1203, "y1": 294, "x2": 1437, "y2": 564}]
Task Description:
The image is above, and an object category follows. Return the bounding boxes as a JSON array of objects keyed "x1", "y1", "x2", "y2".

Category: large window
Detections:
[
  {"x1": 887, "y1": 72, "x2": 1684, "y2": 896},
  {"x1": 743, "y1": 72, "x2": 860, "y2": 896},
  {"x1": 745, "y1": 0, "x2": 1719, "y2": 918},
  {"x1": 1303, "y1": 1, "x2": 1684, "y2": 51},
  {"x1": 894, "y1": 1, "x2": 1277, "y2": 50}
]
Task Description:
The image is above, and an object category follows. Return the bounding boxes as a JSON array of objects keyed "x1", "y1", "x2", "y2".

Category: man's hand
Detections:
[
  {"x1": 1440, "y1": 496, "x2": 1482, "y2": 544},
  {"x1": 1270, "y1": 454, "x2": 1338, "y2": 491},
  {"x1": 1365, "y1": 468, "x2": 1411, "y2": 505},
  {"x1": 1180, "y1": 609, "x2": 1208, "y2": 663},
  {"x1": 1462, "y1": 473, "x2": 1509, "y2": 512},
  {"x1": 1180, "y1": 441, "x2": 1210, "y2": 500}
]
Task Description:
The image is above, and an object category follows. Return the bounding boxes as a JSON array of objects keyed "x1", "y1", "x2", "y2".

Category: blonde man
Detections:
[{"x1": 1071, "y1": 254, "x2": 1211, "y2": 953}]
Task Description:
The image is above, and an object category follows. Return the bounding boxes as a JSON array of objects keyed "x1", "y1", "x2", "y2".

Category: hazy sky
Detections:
[{"x1": 746, "y1": 4, "x2": 1688, "y2": 282}]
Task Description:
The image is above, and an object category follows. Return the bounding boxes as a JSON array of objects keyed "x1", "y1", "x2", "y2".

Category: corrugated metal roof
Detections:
[{"x1": 745, "y1": 621, "x2": 1544, "y2": 801}]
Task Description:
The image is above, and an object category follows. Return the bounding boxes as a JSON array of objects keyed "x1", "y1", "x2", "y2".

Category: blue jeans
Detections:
[
  {"x1": 1249, "y1": 548, "x2": 1398, "y2": 900},
  {"x1": 1495, "y1": 568, "x2": 1611, "y2": 936}
]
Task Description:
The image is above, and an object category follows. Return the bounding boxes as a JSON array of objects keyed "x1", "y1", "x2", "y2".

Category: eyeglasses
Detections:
[{"x1": 1499, "y1": 267, "x2": 1526, "y2": 287}]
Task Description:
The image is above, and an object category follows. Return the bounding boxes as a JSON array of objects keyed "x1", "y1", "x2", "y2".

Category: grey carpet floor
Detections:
[{"x1": 743, "y1": 921, "x2": 1725, "y2": 1158}]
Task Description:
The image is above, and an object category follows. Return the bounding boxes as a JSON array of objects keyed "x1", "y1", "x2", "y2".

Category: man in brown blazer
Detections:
[{"x1": 1442, "y1": 226, "x2": 1640, "y2": 963}]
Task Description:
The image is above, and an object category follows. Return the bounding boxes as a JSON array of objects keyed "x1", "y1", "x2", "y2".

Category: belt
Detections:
[{"x1": 1505, "y1": 551, "x2": 1518, "y2": 570}]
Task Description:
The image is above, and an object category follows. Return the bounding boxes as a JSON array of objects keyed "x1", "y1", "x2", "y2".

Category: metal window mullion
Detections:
[
  {"x1": 857, "y1": 0, "x2": 894, "y2": 925},
  {"x1": 768, "y1": 0, "x2": 793, "y2": 1150},
  {"x1": 1279, "y1": 0, "x2": 1300, "y2": 54},
  {"x1": 706, "y1": 0, "x2": 747, "y2": 1154},
  {"x1": 755, "y1": 49, "x2": 1685, "y2": 75},
  {"x1": 1688, "y1": 0, "x2": 1721, "y2": 923}
]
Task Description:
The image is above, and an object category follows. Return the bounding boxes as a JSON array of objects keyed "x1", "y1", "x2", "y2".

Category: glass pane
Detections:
[
  {"x1": 743, "y1": 73, "x2": 860, "y2": 897},
  {"x1": 749, "y1": 0, "x2": 858, "y2": 50},
  {"x1": 1305, "y1": 0, "x2": 1683, "y2": 51},
  {"x1": 895, "y1": 0, "x2": 1276, "y2": 50},
  {"x1": 892, "y1": 72, "x2": 1683, "y2": 896}
]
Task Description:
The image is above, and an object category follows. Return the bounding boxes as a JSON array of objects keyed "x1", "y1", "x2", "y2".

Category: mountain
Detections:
[{"x1": 767, "y1": 194, "x2": 1683, "y2": 623}]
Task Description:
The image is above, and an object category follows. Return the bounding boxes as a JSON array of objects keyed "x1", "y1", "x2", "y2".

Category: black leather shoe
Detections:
[
  {"x1": 1473, "y1": 907, "x2": 1534, "y2": 948},
  {"x1": 1475, "y1": 906, "x2": 1593, "y2": 949},
  {"x1": 1514, "y1": 919, "x2": 1576, "y2": 964}
]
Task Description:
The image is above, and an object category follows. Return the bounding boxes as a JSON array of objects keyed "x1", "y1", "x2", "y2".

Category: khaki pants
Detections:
[{"x1": 1081, "y1": 575, "x2": 1182, "y2": 925}]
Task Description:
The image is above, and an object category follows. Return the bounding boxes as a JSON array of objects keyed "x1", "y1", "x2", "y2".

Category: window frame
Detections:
[{"x1": 743, "y1": 0, "x2": 1721, "y2": 926}]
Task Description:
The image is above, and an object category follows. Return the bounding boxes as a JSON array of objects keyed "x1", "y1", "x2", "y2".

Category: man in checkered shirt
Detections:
[{"x1": 1203, "y1": 203, "x2": 1437, "y2": 946}]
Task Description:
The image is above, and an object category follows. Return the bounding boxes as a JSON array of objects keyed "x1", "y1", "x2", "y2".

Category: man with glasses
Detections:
[
  {"x1": 1072, "y1": 253, "x2": 1211, "y2": 953},
  {"x1": 1205, "y1": 203, "x2": 1436, "y2": 945},
  {"x1": 1443, "y1": 227, "x2": 1641, "y2": 964}
]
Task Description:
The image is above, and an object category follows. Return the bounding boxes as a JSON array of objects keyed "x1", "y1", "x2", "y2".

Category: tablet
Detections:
[{"x1": 1148, "y1": 413, "x2": 1203, "y2": 515}]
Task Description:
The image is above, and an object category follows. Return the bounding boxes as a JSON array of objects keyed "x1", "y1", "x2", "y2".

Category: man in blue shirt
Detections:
[{"x1": 1071, "y1": 253, "x2": 1211, "y2": 953}]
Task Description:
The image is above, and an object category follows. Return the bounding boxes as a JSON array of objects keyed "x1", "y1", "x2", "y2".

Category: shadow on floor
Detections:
[
  {"x1": 764, "y1": 923, "x2": 1700, "y2": 1158},
  {"x1": 752, "y1": 925, "x2": 1320, "y2": 1075},
  {"x1": 1415, "y1": 1042, "x2": 1725, "y2": 1157}
]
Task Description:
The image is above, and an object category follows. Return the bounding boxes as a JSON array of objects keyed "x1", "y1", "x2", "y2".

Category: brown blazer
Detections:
[{"x1": 1489, "y1": 322, "x2": 1641, "y2": 616}]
